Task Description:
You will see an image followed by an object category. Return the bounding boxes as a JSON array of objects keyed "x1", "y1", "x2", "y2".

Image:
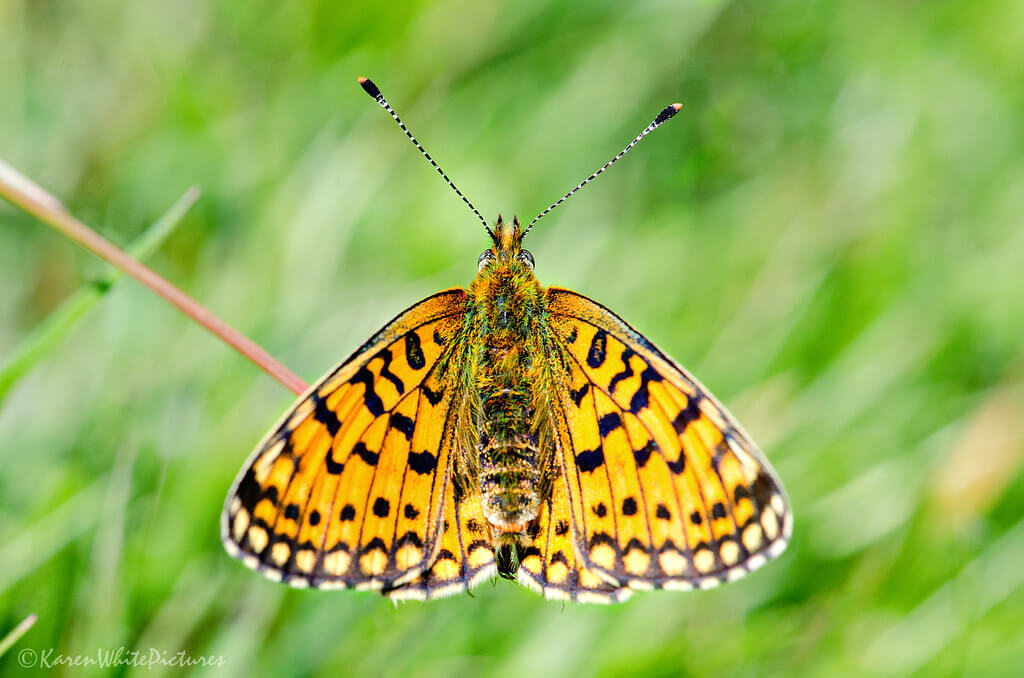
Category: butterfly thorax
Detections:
[{"x1": 466, "y1": 217, "x2": 550, "y2": 536}]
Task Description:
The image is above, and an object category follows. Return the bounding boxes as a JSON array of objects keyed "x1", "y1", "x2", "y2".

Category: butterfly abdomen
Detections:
[
  {"x1": 470, "y1": 259, "x2": 548, "y2": 533},
  {"x1": 477, "y1": 339, "x2": 544, "y2": 532},
  {"x1": 478, "y1": 423, "x2": 540, "y2": 527}
]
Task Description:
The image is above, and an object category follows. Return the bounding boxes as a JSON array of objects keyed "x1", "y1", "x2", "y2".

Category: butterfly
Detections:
[{"x1": 221, "y1": 77, "x2": 791, "y2": 603}]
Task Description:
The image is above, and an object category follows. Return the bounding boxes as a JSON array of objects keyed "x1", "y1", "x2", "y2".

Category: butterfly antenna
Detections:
[
  {"x1": 523, "y1": 101, "x2": 683, "y2": 237},
  {"x1": 358, "y1": 77, "x2": 491, "y2": 236}
]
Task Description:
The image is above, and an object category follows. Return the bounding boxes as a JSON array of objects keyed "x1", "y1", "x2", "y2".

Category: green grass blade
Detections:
[
  {"x1": 0, "y1": 187, "x2": 200, "y2": 403},
  {"x1": 0, "y1": 613, "x2": 37, "y2": 658}
]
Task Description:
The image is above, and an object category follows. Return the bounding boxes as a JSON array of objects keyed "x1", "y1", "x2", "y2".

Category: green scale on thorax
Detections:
[{"x1": 457, "y1": 216, "x2": 559, "y2": 542}]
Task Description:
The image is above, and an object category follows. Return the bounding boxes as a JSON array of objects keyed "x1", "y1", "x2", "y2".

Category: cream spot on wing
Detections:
[
  {"x1": 232, "y1": 508, "x2": 251, "y2": 543},
  {"x1": 589, "y1": 543, "x2": 617, "y2": 570},
  {"x1": 360, "y1": 549, "x2": 388, "y2": 576},
  {"x1": 295, "y1": 549, "x2": 316, "y2": 574},
  {"x1": 742, "y1": 523, "x2": 763, "y2": 552},
  {"x1": 395, "y1": 545, "x2": 423, "y2": 569},
  {"x1": 693, "y1": 548, "x2": 715, "y2": 574},
  {"x1": 761, "y1": 510, "x2": 780, "y2": 541},
  {"x1": 719, "y1": 540, "x2": 740, "y2": 566},
  {"x1": 323, "y1": 550, "x2": 352, "y2": 576},
  {"x1": 658, "y1": 549, "x2": 688, "y2": 576},
  {"x1": 431, "y1": 558, "x2": 459, "y2": 581},
  {"x1": 254, "y1": 439, "x2": 285, "y2": 483},
  {"x1": 271, "y1": 542, "x2": 291, "y2": 567},
  {"x1": 286, "y1": 401, "x2": 315, "y2": 430},
  {"x1": 622, "y1": 548, "x2": 651, "y2": 576},
  {"x1": 546, "y1": 561, "x2": 570, "y2": 584},
  {"x1": 247, "y1": 526, "x2": 268, "y2": 553},
  {"x1": 521, "y1": 554, "x2": 543, "y2": 574},
  {"x1": 468, "y1": 546, "x2": 494, "y2": 569}
]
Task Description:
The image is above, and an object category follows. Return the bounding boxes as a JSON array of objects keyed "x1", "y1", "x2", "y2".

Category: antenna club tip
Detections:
[
  {"x1": 655, "y1": 102, "x2": 683, "y2": 124},
  {"x1": 358, "y1": 76, "x2": 382, "y2": 99}
]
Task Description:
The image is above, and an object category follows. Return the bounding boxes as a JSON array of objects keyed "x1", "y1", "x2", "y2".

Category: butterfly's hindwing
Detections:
[
  {"x1": 515, "y1": 425, "x2": 631, "y2": 603},
  {"x1": 384, "y1": 476, "x2": 497, "y2": 601},
  {"x1": 544, "y1": 288, "x2": 791, "y2": 591},
  {"x1": 221, "y1": 290, "x2": 467, "y2": 589}
]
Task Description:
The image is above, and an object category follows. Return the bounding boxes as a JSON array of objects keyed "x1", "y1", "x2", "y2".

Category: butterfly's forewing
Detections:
[
  {"x1": 536, "y1": 288, "x2": 791, "y2": 596},
  {"x1": 221, "y1": 290, "x2": 468, "y2": 590}
]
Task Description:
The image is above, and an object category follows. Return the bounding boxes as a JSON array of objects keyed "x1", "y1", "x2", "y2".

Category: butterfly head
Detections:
[{"x1": 478, "y1": 215, "x2": 535, "y2": 274}]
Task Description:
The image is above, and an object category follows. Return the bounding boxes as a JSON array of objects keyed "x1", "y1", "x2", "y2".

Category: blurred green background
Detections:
[{"x1": 2, "y1": 1, "x2": 1024, "y2": 676}]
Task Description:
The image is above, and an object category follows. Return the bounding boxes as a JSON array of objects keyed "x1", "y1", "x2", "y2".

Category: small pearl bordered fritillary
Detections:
[{"x1": 221, "y1": 77, "x2": 791, "y2": 603}]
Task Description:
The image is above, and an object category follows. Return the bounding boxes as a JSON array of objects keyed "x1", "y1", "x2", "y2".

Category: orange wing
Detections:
[
  {"x1": 221, "y1": 290, "x2": 474, "y2": 591},
  {"x1": 524, "y1": 288, "x2": 791, "y2": 600},
  {"x1": 384, "y1": 478, "x2": 497, "y2": 601},
  {"x1": 516, "y1": 432, "x2": 632, "y2": 602}
]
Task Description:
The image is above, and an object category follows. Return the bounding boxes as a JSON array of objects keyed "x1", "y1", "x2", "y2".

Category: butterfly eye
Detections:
[
  {"x1": 518, "y1": 249, "x2": 535, "y2": 271},
  {"x1": 477, "y1": 250, "x2": 495, "y2": 272}
]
